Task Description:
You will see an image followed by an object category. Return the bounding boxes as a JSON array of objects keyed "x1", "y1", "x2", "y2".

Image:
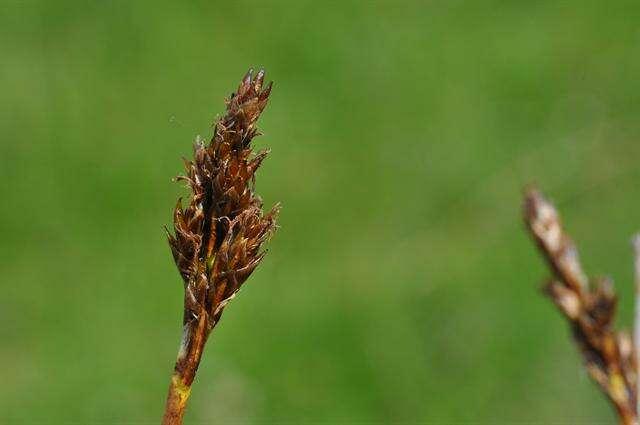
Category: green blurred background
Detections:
[{"x1": 3, "y1": 1, "x2": 640, "y2": 423}]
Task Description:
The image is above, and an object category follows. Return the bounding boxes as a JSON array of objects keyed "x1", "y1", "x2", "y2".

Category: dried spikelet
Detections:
[
  {"x1": 162, "y1": 69, "x2": 279, "y2": 425},
  {"x1": 523, "y1": 187, "x2": 637, "y2": 425}
]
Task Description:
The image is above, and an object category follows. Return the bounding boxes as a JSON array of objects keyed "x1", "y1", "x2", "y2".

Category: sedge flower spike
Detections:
[
  {"x1": 162, "y1": 69, "x2": 280, "y2": 425},
  {"x1": 523, "y1": 187, "x2": 636, "y2": 425}
]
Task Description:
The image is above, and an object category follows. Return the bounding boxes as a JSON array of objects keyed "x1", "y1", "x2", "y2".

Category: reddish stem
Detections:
[{"x1": 162, "y1": 310, "x2": 211, "y2": 425}]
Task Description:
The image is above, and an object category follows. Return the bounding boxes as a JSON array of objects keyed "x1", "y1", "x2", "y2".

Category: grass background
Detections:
[{"x1": 3, "y1": 1, "x2": 640, "y2": 423}]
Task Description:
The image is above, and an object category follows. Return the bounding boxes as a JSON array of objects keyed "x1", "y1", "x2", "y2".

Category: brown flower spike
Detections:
[
  {"x1": 524, "y1": 187, "x2": 637, "y2": 425},
  {"x1": 162, "y1": 69, "x2": 279, "y2": 425}
]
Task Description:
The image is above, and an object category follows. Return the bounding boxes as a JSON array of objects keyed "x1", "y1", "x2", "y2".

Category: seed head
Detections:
[
  {"x1": 523, "y1": 187, "x2": 636, "y2": 422},
  {"x1": 166, "y1": 69, "x2": 279, "y2": 327}
]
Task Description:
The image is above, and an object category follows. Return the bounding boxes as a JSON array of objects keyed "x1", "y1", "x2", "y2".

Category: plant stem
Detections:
[
  {"x1": 162, "y1": 310, "x2": 212, "y2": 425},
  {"x1": 619, "y1": 408, "x2": 637, "y2": 425},
  {"x1": 162, "y1": 372, "x2": 192, "y2": 425}
]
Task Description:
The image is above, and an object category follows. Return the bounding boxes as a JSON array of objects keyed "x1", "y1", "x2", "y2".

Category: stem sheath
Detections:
[{"x1": 162, "y1": 312, "x2": 211, "y2": 425}]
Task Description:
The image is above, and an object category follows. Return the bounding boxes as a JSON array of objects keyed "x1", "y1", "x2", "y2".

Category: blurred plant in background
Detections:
[{"x1": 524, "y1": 187, "x2": 638, "y2": 424}]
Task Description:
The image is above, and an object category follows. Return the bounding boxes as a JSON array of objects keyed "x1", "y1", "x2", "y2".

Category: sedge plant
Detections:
[
  {"x1": 524, "y1": 187, "x2": 638, "y2": 424},
  {"x1": 162, "y1": 69, "x2": 280, "y2": 425}
]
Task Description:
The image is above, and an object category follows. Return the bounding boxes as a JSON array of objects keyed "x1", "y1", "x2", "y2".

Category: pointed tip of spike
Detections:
[
  {"x1": 243, "y1": 68, "x2": 253, "y2": 85},
  {"x1": 255, "y1": 69, "x2": 265, "y2": 90}
]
